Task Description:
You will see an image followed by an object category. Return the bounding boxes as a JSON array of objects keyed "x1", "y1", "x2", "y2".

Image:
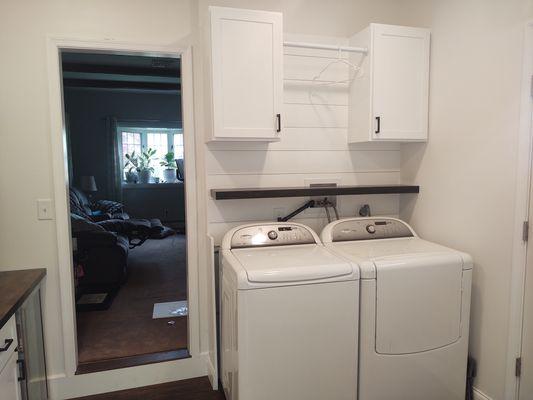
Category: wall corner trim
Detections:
[
  {"x1": 206, "y1": 356, "x2": 218, "y2": 390},
  {"x1": 474, "y1": 387, "x2": 494, "y2": 400}
]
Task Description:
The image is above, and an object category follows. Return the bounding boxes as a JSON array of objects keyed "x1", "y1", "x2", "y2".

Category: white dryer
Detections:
[
  {"x1": 321, "y1": 217, "x2": 473, "y2": 400},
  {"x1": 220, "y1": 222, "x2": 359, "y2": 400}
]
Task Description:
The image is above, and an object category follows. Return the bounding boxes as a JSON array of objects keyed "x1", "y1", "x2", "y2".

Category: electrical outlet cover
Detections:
[{"x1": 37, "y1": 198, "x2": 54, "y2": 220}]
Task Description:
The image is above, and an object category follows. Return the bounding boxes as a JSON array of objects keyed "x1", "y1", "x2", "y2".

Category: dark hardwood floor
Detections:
[
  {"x1": 76, "y1": 236, "x2": 188, "y2": 367},
  {"x1": 69, "y1": 377, "x2": 226, "y2": 400},
  {"x1": 76, "y1": 349, "x2": 190, "y2": 375}
]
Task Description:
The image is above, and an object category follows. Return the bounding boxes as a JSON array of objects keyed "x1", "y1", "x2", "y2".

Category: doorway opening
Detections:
[{"x1": 59, "y1": 51, "x2": 189, "y2": 373}]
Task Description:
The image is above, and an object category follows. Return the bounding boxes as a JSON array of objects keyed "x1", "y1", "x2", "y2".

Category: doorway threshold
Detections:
[{"x1": 76, "y1": 348, "x2": 190, "y2": 375}]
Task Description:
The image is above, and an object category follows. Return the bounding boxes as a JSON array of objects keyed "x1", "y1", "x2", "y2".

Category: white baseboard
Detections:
[
  {"x1": 206, "y1": 354, "x2": 218, "y2": 390},
  {"x1": 474, "y1": 387, "x2": 494, "y2": 400}
]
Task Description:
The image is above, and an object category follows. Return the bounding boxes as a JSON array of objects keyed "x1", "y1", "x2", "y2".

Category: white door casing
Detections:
[
  {"x1": 519, "y1": 109, "x2": 533, "y2": 400},
  {"x1": 46, "y1": 39, "x2": 206, "y2": 399},
  {"x1": 507, "y1": 20, "x2": 533, "y2": 400}
]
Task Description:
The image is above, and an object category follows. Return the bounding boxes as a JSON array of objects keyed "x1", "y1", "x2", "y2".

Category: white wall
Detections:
[
  {"x1": 194, "y1": 0, "x2": 429, "y2": 245},
  {"x1": 0, "y1": 1, "x2": 421, "y2": 398},
  {"x1": 4, "y1": 0, "x2": 528, "y2": 399},
  {"x1": 400, "y1": 0, "x2": 533, "y2": 399},
  {"x1": 205, "y1": 33, "x2": 402, "y2": 244},
  {"x1": 192, "y1": 0, "x2": 428, "y2": 387},
  {"x1": 0, "y1": 1, "x2": 197, "y2": 398}
]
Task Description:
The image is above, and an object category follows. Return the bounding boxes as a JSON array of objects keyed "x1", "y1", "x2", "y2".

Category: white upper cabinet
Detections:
[
  {"x1": 348, "y1": 24, "x2": 430, "y2": 142},
  {"x1": 207, "y1": 7, "x2": 283, "y2": 141}
]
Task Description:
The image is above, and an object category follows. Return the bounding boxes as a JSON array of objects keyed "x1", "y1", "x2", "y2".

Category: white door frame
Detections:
[
  {"x1": 46, "y1": 37, "x2": 205, "y2": 399},
  {"x1": 505, "y1": 20, "x2": 533, "y2": 400}
]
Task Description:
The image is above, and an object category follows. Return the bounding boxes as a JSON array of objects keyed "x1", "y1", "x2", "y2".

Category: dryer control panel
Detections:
[
  {"x1": 330, "y1": 218, "x2": 414, "y2": 242},
  {"x1": 230, "y1": 224, "x2": 317, "y2": 248}
]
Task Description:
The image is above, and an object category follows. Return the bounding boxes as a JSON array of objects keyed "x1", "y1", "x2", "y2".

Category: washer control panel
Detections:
[
  {"x1": 230, "y1": 224, "x2": 317, "y2": 248},
  {"x1": 331, "y1": 218, "x2": 414, "y2": 242}
]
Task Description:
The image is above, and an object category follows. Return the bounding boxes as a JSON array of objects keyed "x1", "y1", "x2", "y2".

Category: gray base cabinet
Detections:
[{"x1": 16, "y1": 289, "x2": 48, "y2": 400}]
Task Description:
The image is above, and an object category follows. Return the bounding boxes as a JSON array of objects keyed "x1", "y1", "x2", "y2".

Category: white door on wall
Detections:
[
  {"x1": 209, "y1": 7, "x2": 283, "y2": 141},
  {"x1": 372, "y1": 24, "x2": 430, "y2": 141},
  {"x1": 520, "y1": 111, "x2": 533, "y2": 400}
]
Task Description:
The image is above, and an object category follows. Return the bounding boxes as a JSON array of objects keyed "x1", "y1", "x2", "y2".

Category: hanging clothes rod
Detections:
[{"x1": 283, "y1": 41, "x2": 368, "y2": 54}]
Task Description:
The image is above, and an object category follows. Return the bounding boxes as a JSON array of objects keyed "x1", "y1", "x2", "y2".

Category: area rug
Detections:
[
  {"x1": 76, "y1": 235, "x2": 188, "y2": 363},
  {"x1": 76, "y1": 288, "x2": 119, "y2": 312}
]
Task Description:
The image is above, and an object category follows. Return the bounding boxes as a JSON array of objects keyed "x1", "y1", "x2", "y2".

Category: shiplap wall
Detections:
[{"x1": 206, "y1": 34, "x2": 401, "y2": 244}]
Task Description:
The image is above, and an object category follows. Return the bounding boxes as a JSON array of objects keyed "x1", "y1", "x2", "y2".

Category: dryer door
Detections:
[{"x1": 374, "y1": 253, "x2": 463, "y2": 354}]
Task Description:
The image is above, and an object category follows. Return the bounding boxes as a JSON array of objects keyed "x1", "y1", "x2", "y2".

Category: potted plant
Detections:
[
  {"x1": 137, "y1": 148, "x2": 156, "y2": 184},
  {"x1": 124, "y1": 151, "x2": 139, "y2": 183},
  {"x1": 160, "y1": 151, "x2": 177, "y2": 183}
]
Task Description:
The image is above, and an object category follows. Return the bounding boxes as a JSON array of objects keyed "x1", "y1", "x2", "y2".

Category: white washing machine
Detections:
[
  {"x1": 321, "y1": 217, "x2": 473, "y2": 400},
  {"x1": 220, "y1": 222, "x2": 359, "y2": 400}
]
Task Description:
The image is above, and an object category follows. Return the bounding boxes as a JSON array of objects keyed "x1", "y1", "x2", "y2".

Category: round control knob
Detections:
[
  {"x1": 267, "y1": 230, "x2": 278, "y2": 240},
  {"x1": 366, "y1": 225, "x2": 376, "y2": 234}
]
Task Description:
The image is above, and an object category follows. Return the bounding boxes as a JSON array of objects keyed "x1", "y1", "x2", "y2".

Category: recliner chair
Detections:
[
  {"x1": 71, "y1": 214, "x2": 129, "y2": 290},
  {"x1": 69, "y1": 187, "x2": 165, "y2": 248},
  {"x1": 69, "y1": 186, "x2": 129, "y2": 221},
  {"x1": 70, "y1": 188, "x2": 169, "y2": 291}
]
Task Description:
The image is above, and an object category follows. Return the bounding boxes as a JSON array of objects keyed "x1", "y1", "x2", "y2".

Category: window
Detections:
[
  {"x1": 147, "y1": 133, "x2": 168, "y2": 158},
  {"x1": 147, "y1": 133, "x2": 169, "y2": 179},
  {"x1": 121, "y1": 132, "x2": 142, "y2": 168},
  {"x1": 118, "y1": 127, "x2": 183, "y2": 183},
  {"x1": 173, "y1": 134, "x2": 184, "y2": 160}
]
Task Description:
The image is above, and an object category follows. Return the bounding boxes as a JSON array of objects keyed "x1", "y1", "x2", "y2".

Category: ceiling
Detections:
[{"x1": 61, "y1": 52, "x2": 181, "y2": 92}]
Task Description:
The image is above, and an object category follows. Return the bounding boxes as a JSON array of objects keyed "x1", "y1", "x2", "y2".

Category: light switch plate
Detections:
[{"x1": 37, "y1": 199, "x2": 54, "y2": 220}]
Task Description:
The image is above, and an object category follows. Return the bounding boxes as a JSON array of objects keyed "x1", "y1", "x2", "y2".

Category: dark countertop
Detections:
[{"x1": 0, "y1": 268, "x2": 46, "y2": 329}]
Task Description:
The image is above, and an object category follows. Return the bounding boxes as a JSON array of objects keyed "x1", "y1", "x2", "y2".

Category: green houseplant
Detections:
[
  {"x1": 160, "y1": 151, "x2": 177, "y2": 183},
  {"x1": 137, "y1": 148, "x2": 156, "y2": 184},
  {"x1": 124, "y1": 151, "x2": 139, "y2": 183}
]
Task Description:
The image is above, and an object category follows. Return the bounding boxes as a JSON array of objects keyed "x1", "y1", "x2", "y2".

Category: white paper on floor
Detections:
[{"x1": 152, "y1": 301, "x2": 188, "y2": 319}]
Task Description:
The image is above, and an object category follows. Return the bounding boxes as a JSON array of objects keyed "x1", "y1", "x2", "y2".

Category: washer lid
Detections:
[
  {"x1": 231, "y1": 244, "x2": 358, "y2": 284},
  {"x1": 325, "y1": 237, "x2": 473, "y2": 279}
]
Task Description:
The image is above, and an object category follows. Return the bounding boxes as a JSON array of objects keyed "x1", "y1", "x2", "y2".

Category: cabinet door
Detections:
[
  {"x1": 210, "y1": 7, "x2": 283, "y2": 141},
  {"x1": 0, "y1": 316, "x2": 17, "y2": 374},
  {"x1": 0, "y1": 353, "x2": 22, "y2": 400},
  {"x1": 17, "y1": 290, "x2": 48, "y2": 400},
  {"x1": 372, "y1": 24, "x2": 430, "y2": 141}
]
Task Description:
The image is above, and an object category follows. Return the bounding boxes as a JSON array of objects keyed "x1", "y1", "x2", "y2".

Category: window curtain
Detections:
[
  {"x1": 65, "y1": 112, "x2": 74, "y2": 181},
  {"x1": 105, "y1": 116, "x2": 122, "y2": 202}
]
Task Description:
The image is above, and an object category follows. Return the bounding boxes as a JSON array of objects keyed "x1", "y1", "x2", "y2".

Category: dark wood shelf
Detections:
[{"x1": 211, "y1": 184, "x2": 419, "y2": 200}]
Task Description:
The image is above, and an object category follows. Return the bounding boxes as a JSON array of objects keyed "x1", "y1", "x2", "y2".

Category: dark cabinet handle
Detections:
[
  {"x1": 17, "y1": 359, "x2": 26, "y2": 382},
  {"x1": 276, "y1": 114, "x2": 281, "y2": 133},
  {"x1": 0, "y1": 338, "x2": 14, "y2": 352},
  {"x1": 375, "y1": 116, "x2": 381, "y2": 134}
]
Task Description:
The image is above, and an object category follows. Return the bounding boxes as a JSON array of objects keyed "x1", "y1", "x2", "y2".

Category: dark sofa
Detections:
[
  {"x1": 71, "y1": 214, "x2": 129, "y2": 290},
  {"x1": 69, "y1": 187, "x2": 166, "y2": 290},
  {"x1": 70, "y1": 186, "x2": 129, "y2": 221}
]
